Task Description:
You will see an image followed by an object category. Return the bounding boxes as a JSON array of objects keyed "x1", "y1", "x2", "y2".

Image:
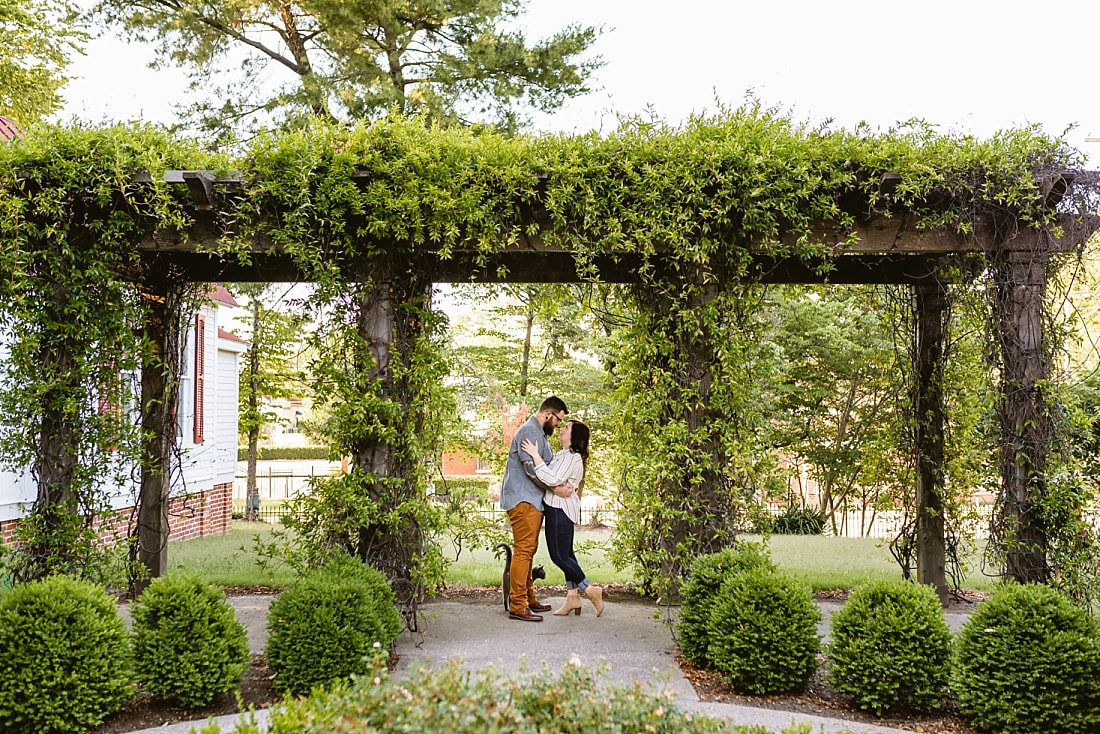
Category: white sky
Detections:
[{"x1": 59, "y1": 0, "x2": 1100, "y2": 165}]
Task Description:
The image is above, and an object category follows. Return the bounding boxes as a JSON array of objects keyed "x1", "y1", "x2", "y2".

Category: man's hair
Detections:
[{"x1": 539, "y1": 395, "x2": 568, "y2": 414}]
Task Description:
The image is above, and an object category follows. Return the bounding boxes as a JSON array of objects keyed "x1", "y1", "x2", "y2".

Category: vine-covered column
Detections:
[
  {"x1": 613, "y1": 263, "x2": 773, "y2": 598},
  {"x1": 21, "y1": 272, "x2": 82, "y2": 581},
  {"x1": 911, "y1": 279, "x2": 948, "y2": 601},
  {"x1": 992, "y1": 243, "x2": 1052, "y2": 583},
  {"x1": 300, "y1": 261, "x2": 449, "y2": 626},
  {"x1": 134, "y1": 264, "x2": 186, "y2": 593}
]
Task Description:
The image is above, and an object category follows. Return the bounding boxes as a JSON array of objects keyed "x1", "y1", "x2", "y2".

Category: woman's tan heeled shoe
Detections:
[
  {"x1": 553, "y1": 588, "x2": 583, "y2": 616},
  {"x1": 584, "y1": 584, "x2": 604, "y2": 617}
]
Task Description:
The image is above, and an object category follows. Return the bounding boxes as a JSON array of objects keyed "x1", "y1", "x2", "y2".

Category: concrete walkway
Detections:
[{"x1": 124, "y1": 592, "x2": 975, "y2": 734}]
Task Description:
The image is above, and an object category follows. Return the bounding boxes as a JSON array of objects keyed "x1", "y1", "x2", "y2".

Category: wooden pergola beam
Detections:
[
  {"x1": 146, "y1": 250, "x2": 990, "y2": 285},
  {"x1": 134, "y1": 171, "x2": 1096, "y2": 287}
]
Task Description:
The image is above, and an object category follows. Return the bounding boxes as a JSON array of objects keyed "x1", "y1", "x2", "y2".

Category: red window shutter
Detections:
[
  {"x1": 97, "y1": 360, "x2": 120, "y2": 452},
  {"x1": 97, "y1": 360, "x2": 119, "y2": 416},
  {"x1": 194, "y1": 314, "x2": 205, "y2": 444}
]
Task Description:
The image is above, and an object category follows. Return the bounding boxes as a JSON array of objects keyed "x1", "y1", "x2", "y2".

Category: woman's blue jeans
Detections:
[{"x1": 543, "y1": 504, "x2": 588, "y2": 589}]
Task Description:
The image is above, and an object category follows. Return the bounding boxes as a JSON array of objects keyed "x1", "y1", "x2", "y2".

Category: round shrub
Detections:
[
  {"x1": 826, "y1": 579, "x2": 951, "y2": 716},
  {"x1": 266, "y1": 555, "x2": 403, "y2": 696},
  {"x1": 131, "y1": 574, "x2": 250, "y2": 708},
  {"x1": 708, "y1": 567, "x2": 821, "y2": 694},
  {"x1": 952, "y1": 583, "x2": 1100, "y2": 734},
  {"x1": 0, "y1": 575, "x2": 133, "y2": 733},
  {"x1": 677, "y1": 542, "x2": 775, "y2": 666}
]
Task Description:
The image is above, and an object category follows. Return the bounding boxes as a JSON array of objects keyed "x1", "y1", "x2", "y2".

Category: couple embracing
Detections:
[{"x1": 500, "y1": 396, "x2": 605, "y2": 622}]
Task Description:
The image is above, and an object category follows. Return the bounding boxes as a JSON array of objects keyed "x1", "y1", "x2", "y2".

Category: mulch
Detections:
[
  {"x1": 683, "y1": 657, "x2": 978, "y2": 734},
  {"x1": 93, "y1": 655, "x2": 280, "y2": 734}
]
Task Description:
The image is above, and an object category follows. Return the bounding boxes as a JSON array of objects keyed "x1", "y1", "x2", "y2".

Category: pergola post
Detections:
[
  {"x1": 354, "y1": 279, "x2": 393, "y2": 481},
  {"x1": 21, "y1": 277, "x2": 81, "y2": 582},
  {"x1": 993, "y1": 244, "x2": 1051, "y2": 583},
  {"x1": 349, "y1": 269, "x2": 434, "y2": 618},
  {"x1": 911, "y1": 279, "x2": 949, "y2": 601},
  {"x1": 135, "y1": 269, "x2": 184, "y2": 593}
]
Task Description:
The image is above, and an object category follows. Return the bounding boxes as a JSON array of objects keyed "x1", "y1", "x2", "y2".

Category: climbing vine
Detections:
[
  {"x1": 0, "y1": 106, "x2": 1092, "y2": 604},
  {"x1": 0, "y1": 123, "x2": 218, "y2": 582}
]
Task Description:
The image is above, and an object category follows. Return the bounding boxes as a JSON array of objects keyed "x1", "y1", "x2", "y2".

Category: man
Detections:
[{"x1": 499, "y1": 395, "x2": 568, "y2": 621}]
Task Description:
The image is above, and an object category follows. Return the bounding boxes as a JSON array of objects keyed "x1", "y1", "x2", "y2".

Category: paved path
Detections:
[{"x1": 124, "y1": 591, "x2": 975, "y2": 734}]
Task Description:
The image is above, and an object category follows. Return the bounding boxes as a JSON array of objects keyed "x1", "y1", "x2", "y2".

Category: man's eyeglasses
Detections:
[{"x1": 550, "y1": 412, "x2": 566, "y2": 425}]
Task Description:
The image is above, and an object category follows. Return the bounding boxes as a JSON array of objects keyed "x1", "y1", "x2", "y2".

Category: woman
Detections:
[{"x1": 520, "y1": 419, "x2": 604, "y2": 617}]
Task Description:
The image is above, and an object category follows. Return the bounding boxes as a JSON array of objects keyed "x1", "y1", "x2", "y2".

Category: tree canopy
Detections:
[
  {"x1": 0, "y1": 0, "x2": 86, "y2": 125},
  {"x1": 92, "y1": 0, "x2": 601, "y2": 138}
]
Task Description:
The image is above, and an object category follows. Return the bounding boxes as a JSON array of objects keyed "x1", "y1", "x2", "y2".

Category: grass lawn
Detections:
[
  {"x1": 444, "y1": 527, "x2": 634, "y2": 588},
  {"x1": 168, "y1": 521, "x2": 1000, "y2": 595},
  {"x1": 760, "y1": 534, "x2": 999, "y2": 594},
  {"x1": 167, "y1": 521, "x2": 297, "y2": 588}
]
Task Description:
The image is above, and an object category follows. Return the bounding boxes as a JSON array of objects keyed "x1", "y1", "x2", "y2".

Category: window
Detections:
[{"x1": 194, "y1": 313, "x2": 205, "y2": 444}]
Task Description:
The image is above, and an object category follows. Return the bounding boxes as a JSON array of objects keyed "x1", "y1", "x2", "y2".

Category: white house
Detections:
[{"x1": 0, "y1": 285, "x2": 246, "y2": 544}]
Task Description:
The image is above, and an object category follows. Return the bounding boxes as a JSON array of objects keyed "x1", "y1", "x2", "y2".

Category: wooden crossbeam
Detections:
[
  {"x1": 143, "y1": 250, "x2": 985, "y2": 286},
  {"x1": 131, "y1": 170, "x2": 1099, "y2": 284}
]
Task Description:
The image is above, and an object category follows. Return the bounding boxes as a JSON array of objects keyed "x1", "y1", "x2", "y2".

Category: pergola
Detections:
[
  {"x1": 5, "y1": 119, "x2": 1098, "y2": 606},
  {"x1": 129, "y1": 166, "x2": 1100, "y2": 600}
]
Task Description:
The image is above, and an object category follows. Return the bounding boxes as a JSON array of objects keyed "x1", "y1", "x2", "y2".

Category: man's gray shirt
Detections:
[{"x1": 500, "y1": 415, "x2": 555, "y2": 512}]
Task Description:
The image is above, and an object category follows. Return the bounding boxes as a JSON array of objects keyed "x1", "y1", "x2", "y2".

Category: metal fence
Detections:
[{"x1": 233, "y1": 467, "x2": 342, "y2": 501}]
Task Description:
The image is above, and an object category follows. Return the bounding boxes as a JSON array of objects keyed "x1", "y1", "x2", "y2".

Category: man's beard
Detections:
[{"x1": 541, "y1": 417, "x2": 554, "y2": 436}]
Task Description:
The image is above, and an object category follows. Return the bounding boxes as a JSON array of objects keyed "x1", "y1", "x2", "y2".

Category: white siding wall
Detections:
[
  {"x1": 0, "y1": 298, "x2": 243, "y2": 522},
  {"x1": 0, "y1": 331, "x2": 35, "y2": 519},
  {"x1": 214, "y1": 347, "x2": 243, "y2": 487},
  {"x1": 178, "y1": 307, "x2": 215, "y2": 491},
  {"x1": 177, "y1": 302, "x2": 243, "y2": 494}
]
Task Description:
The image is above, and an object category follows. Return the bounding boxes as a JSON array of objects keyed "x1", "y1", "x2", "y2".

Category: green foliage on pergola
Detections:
[{"x1": 0, "y1": 108, "x2": 1094, "y2": 603}]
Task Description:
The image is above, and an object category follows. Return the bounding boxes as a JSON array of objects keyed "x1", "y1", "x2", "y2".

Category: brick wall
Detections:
[
  {"x1": 165, "y1": 482, "x2": 234, "y2": 542},
  {"x1": 0, "y1": 482, "x2": 233, "y2": 548}
]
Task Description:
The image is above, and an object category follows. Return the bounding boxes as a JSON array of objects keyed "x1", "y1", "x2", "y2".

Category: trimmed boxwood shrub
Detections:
[
  {"x1": 131, "y1": 574, "x2": 250, "y2": 708},
  {"x1": 201, "y1": 658, "x2": 805, "y2": 734},
  {"x1": 952, "y1": 583, "x2": 1100, "y2": 734},
  {"x1": 237, "y1": 446, "x2": 330, "y2": 461},
  {"x1": 677, "y1": 542, "x2": 775, "y2": 666},
  {"x1": 0, "y1": 575, "x2": 133, "y2": 733},
  {"x1": 707, "y1": 568, "x2": 821, "y2": 694},
  {"x1": 826, "y1": 579, "x2": 951, "y2": 716},
  {"x1": 266, "y1": 554, "x2": 403, "y2": 695}
]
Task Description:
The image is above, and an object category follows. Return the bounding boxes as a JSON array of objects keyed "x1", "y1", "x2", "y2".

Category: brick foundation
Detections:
[{"x1": 0, "y1": 482, "x2": 233, "y2": 548}]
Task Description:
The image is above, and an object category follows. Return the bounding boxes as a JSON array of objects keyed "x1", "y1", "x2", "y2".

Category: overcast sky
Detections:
[{"x1": 60, "y1": 0, "x2": 1100, "y2": 164}]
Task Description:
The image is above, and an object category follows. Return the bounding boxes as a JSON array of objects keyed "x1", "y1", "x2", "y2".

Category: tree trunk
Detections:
[
  {"x1": 912, "y1": 280, "x2": 948, "y2": 602},
  {"x1": 245, "y1": 299, "x2": 261, "y2": 521},
  {"x1": 520, "y1": 306, "x2": 534, "y2": 397},
  {"x1": 348, "y1": 271, "x2": 433, "y2": 626},
  {"x1": 993, "y1": 246, "x2": 1051, "y2": 583}
]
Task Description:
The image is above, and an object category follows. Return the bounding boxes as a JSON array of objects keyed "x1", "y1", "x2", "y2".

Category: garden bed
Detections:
[{"x1": 682, "y1": 656, "x2": 977, "y2": 734}]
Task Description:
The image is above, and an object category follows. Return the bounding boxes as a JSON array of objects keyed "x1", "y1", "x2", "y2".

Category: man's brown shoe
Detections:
[
  {"x1": 508, "y1": 607, "x2": 543, "y2": 622},
  {"x1": 529, "y1": 602, "x2": 552, "y2": 613}
]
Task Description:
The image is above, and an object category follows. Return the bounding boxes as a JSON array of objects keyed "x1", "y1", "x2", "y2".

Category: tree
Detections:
[
  {"x1": 767, "y1": 286, "x2": 901, "y2": 535},
  {"x1": 446, "y1": 283, "x2": 616, "y2": 491},
  {"x1": 234, "y1": 283, "x2": 307, "y2": 521},
  {"x1": 0, "y1": 0, "x2": 86, "y2": 124},
  {"x1": 92, "y1": 0, "x2": 600, "y2": 137}
]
